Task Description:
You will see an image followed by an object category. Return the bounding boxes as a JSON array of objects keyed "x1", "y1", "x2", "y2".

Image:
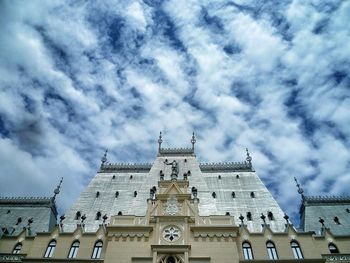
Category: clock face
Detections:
[{"x1": 163, "y1": 225, "x2": 181, "y2": 242}]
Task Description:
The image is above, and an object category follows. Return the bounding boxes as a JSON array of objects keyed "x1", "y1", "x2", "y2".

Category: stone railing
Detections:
[
  {"x1": 323, "y1": 254, "x2": 350, "y2": 262},
  {"x1": 199, "y1": 161, "x2": 253, "y2": 172},
  {"x1": 99, "y1": 163, "x2": 152, "y2": 172},
  {"x1": 0, "y1": 197, "x2": 52, "y2": 205},
  {"x1": 304, "y1": 196, "x2": 350, "y2": 204},
  {"x1": 0, "y1": 254, "x2": 25, "y2": 262},
  {"x1": 159, "y1": 147, "x2": 194, "y2": 155}
]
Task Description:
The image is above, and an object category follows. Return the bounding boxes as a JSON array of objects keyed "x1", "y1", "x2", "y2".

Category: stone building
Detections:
[{"x1": 0, "y1": 133, "x2": 350, "y2": 263}]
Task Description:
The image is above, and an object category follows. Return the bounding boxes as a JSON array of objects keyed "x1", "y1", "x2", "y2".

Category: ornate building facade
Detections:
[{"x1": 1, "y1": 133, "x2": 350, "y2": 263}]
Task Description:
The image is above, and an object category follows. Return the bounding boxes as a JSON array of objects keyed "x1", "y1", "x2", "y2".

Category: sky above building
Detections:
[{"x1": 0, "y1": 0, "x2": 349, "y2": 224}]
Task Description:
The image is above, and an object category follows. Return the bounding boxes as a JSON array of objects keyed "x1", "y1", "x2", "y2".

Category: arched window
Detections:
[
  {"x1": 291, "y1": 240, "x2": 303, "y2": 259},
  {"x1": 44, "y1": 240, "x2": 56, "y2": 258},
  {"x1": 91, "y1": 241, "x2": 103, "y2": 259},
  {"x1": 242, "y1": 241, "x2": 254, "y2": 260},
  {"x1": 12, "y1": 243, "x2": 22, "y2": 254},
  {"x1": 328, "y1": 243, "x2": 339, "y2": 254},
  {"x1": 266, "y1": 241, "x2": 278, "y2": 260},
  {"x1": 68, "y1": 241, "x2": 80, "y2": 259}
]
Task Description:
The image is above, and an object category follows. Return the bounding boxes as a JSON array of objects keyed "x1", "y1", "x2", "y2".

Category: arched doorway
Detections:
[{"x1": 158, "y1": 255, "x2": 184, "y2": 263}]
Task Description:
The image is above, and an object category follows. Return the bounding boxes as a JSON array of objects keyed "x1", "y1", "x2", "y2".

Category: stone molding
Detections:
[{"x1": 0, "y1": 254, "x2": 25, "y2": 262}]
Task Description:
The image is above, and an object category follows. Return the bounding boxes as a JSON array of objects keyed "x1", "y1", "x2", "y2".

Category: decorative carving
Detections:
[
  {"x1": 99, "y1": 163, "x2": 152, "y2": 172},
  {"x1": 163, "y1": 225, "x2": 181, "y2": 242},
  {"x1": 164, "y1": 196, "x2": 181, "y2": 215}
]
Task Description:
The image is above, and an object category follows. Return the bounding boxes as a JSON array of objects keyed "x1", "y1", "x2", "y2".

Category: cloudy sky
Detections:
[{"x1": 0, "y1": 0, "x2": 349, "y2": 224}]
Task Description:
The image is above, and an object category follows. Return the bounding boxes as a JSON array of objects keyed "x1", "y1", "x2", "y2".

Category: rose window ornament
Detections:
[{"x1": 163, "y1": 226, "x2": 181, "y2": 242}]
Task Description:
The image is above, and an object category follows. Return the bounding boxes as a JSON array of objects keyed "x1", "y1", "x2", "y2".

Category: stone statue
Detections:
[{"x1": 164, "y1": 160, "x2": 178, "y2": 181}]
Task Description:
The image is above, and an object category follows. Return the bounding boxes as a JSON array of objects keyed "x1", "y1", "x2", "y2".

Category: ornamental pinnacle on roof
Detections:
[
  {"x1": 246, "y1": 148, "x2": 252, "y2": 167},
  {"x1": 294, "y1": 177, "x2": 305, "y2": 199},
  {"x1": 52, "y1": 177, "x2": 63, "y2": 201},
  {"x1": 100, "y1": 149, "x2": 108, "y2": 168},
  {"x1": 158, "y1": 131, "x2": 163, "y2": 152},
  {"x1": 191, "y1": 132, "x2": 196, "y2": 151}
]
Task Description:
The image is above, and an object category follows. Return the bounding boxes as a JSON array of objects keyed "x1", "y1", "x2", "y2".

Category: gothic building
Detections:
[{"x1": 0, "y1": 133, "x2": 350, "y2": 263}]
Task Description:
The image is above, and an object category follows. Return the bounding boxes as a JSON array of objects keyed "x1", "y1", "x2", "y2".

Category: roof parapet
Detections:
[
  {"x1": 303, "y1": 195, "x2": 350, "y2": 204},
  {"x1": 158, "y1": 147, "x2": 195, "y2": 156},
  {"x1": 99, "y1": 163, "x2": 153, "y2": 172},
  {"x1": 199, "y1": 161, "x2": 253, "y2": 172}
]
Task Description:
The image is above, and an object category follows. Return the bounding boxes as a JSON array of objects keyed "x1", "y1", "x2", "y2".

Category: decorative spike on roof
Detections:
[
  {"x1": 191, "y1": 132, "x2": 196, "y2": 150},
  {"x1": 294, "y1": 177, "x2": 305, "y2": 198},
  {"x1": 52, "y1": 177, "x2": 63, "y2": 201},
  {"x1": 100, "y1": 149, "x2": 108, "y2": 168},
  {"x1": 158, "y1": 131, "x2": 163, "y2": 152},
  {"x1": 246, "y1": 148, "x2": 252, "y2": 167}
]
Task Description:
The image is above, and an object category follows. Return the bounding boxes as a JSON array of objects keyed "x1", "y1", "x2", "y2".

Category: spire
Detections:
[
  {"x1": 191, "y1": 132, "x2": 196, "y2": 151},
  {"x1": 246, "y1": 148, "x2": 252, "y2": 167},
  {"x1": 294, "y1": 177, "x2": 305, "y2": 199},
  {"x1": 101, "y1": 149, "x2": 108, "y2": 168},
  {"x1": 158, "y1": 131, "x2": 163, "y2": 152},
  {"x1": 52, "y1": 177, "x2": 63, "y2": 201}
]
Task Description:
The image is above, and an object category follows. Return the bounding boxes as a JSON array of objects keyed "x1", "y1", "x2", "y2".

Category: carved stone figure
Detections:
[{"x1": 164, "y1": 160, "x2": 179, "y2": 181}]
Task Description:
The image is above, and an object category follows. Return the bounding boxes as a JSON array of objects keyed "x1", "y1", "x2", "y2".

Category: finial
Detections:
[
  {"x1": 246, "y1": 148, "x2": 252, "y2": 167},
  {"x1": 100, "y1": 149, "x2": 108, "y2": 168},
  {"x1": 294, "y1": 177, "x2": 304, "y2": 198},
  {"x1": 191, "y1": 132, "x2": 196, "y2": 150},
  {"x1": 158, "y1": 132, "x2": 163, "y2": 152},
  {"x1": 53, "y1": 177, "x2": 63, "y2": 200}
]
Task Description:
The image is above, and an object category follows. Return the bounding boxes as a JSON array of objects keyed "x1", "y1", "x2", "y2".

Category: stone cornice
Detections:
[
  {"x1": 191, "y1": 225, "x2": 238, "y2": 238},
  {"x1": 107, "y1": 225, "x2": 153, "y2": 238}
]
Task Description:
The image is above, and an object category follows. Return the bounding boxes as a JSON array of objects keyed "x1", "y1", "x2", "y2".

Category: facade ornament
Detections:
[
  {"x1": 246, "y1": 148, "x2": 252, "y2": 167},
  {"x1": 191, "y1": 187, "x2": 198, "y2": 198},
  {"x1": 101, "y1": 149, "x2": 108, "y2": 168},
  {"x1": 158, "y1": 132, "x2": 163, "y2": 152},
  {"x1": 52, "y1": 177, "x2": 63, "y2": 201},
  {"x1": 164, "y1": 160, "x2": 179, "y2": 181},
  {"x1": 191, "y1": 132, "x2": 196, "y2": 151},
  {"x1": 164, "y1": 195, "x2": 181, "y2": 215},
  {"x1": 294, "y1": 177, "x2": 304, "y2": 199},
  {"x1": 283, "y1": 213, "x2": 289, "y2": 224}
]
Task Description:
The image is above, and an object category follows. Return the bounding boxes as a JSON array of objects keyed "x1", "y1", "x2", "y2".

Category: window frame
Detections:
[
  {"x1": 291, "y1": 240, "x2": 303, "y2": 259},
  {"x1": 266, "y1": 241, "x2": 278, "y2": 260},
  {"x1": 12, "y1": 243, "x2": 22, "y2": 254},
  {"x1": 91, "y1": 240, "x2": 103, "y2": 259},
  {"x1": 44, "y1": 240, "x2": 56, "y2": 258},
  {"x1": 67, "y1": 240, "x2": 80, "y2": 259},
  {"x1": 242, "y1": 241, "x2": 254, "y2": 260}
]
